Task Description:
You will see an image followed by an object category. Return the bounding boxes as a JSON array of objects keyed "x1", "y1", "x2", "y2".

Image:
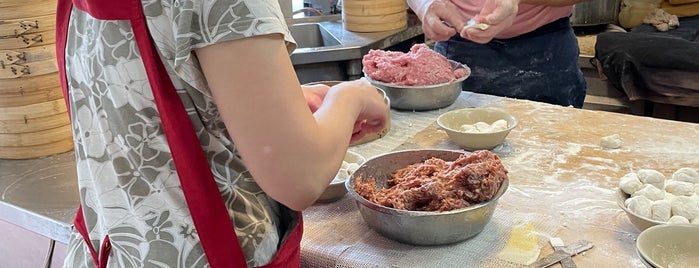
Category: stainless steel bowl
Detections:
[
  {"x1": 345, "y1": 149, "x2": 508, "y2": 245},
  {"x1": 365, "y1": 60, "x2": 470, "y2": 111}
]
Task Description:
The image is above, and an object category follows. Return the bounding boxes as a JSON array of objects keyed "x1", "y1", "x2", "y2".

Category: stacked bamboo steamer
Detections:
[
  {"x1": 0, "y1": 0, "x2": 74, "y2": 159},
  {"x1": 342, "y1": 0, "x2": 408, "y2": 32}
]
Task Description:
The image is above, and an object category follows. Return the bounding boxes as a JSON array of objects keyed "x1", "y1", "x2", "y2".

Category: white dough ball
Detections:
[
  {"x1": 491, "y1": 119, "x2": 508, "y2": 131},
  {"x1": 665, "y1": 180, "x2": 695, "y2": 196},
  {"x1": 690, "y1": 194, "x2": 699, "y2": 205},
  {"x1": 626, "y1": 195, "x2": 653, "y2": 218},
  {"x1": 668, "y1": 215, "x2": 690, "y2": 224},
  {"x1": 619, "y1": 172, "x2": 643, "y2": 195},
  {"x1": 692, "y1": 217, "x2": 699, "y2": 225},
  {"x1": 473, "y1": 122, "x2": 493, "y2": 132},
  {"x1": 632, "y1": 184, "x2": 665, "y2": 201},
  {"x1": 671, "y1": 195, "x2": 699, "y2": 220},
  {"x1": 600, "y1": 134, "x2": 623, "y2": 149},
  {"x1": 672, "y1": 167, "x2": 699, "y2": 183},
  {"x1": 637, "y1": 169, "x2": 666, "y2": 190},
  {"x1": 460, "y1": 124, "x2": 478, "y2": 133},
  {"x1": 650, "y1": 199, "x2": 672, "y2": 222}
]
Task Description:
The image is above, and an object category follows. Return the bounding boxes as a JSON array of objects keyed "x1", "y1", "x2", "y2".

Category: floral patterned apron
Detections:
[{"x1": 55, "y1": 0, "x2": 303, "y2": 267}]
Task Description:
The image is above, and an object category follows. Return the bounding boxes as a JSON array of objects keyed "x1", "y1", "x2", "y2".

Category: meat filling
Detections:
[
  {"x1": 362, "y1": 43, "x2": 469, "y2": 86},
  {"x1": 354, "y1": 150, "x2": 508, "y2": 212}
]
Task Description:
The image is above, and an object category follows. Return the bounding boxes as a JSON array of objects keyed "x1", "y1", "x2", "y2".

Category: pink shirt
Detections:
[{"x1": 452, "y1": 1, "x2": 573, "y2": 39}]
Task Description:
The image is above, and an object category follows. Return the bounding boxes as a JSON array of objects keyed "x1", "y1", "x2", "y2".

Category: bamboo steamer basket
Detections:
[
  {"x1": 342, "y1": 0, "x2": 408, "y2": 33},
  {"x1": 0, "y1": 5, "x2": 73, "y2": 159},
  {"x1": 0, "y1": 14, "x2": 56, "y2": 38},
  {"x1": 0, "y1": 0, "x2": 57, "y2": 19}
]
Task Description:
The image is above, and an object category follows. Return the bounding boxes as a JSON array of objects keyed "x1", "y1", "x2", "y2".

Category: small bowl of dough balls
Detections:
[
  {"x1": 617, "y1": 167, "x2": 699, "y2": 231},
  {"x1": 316, "y1": 150, "x2": 366, "y2": 203},
  {"x1": 437, "y1": 107, "x2": 518, "y2": 150}
]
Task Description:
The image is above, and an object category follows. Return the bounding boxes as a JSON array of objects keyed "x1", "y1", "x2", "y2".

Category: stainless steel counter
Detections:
[
  {"x1": 288, "y1": 14, "x2": 424, "y2": 83},
  {"x1": 289, "y1": 18, "x2": 424, "y2": 65},
  {"x1": 0, "y1": 18, "x2": 425, "y2": 246},
  {"x1": 0, "y1": 152, "x2": 77, "y2": 244}
]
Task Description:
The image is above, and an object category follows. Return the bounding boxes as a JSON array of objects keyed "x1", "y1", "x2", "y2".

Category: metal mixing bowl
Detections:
[
  {"x1": 365, "y1": 60, "x2": 470, "y2": 111},
  {"x1": 345, "y1": 149, "x2": 508, "y2": 246}
]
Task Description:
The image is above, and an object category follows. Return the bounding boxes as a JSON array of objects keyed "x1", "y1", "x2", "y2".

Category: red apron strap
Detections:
[
  {"x1": 56, "y1": 0, "x2": 247, "y2": 267},
  {"x1": 128, "y1": 12, "x2": 247, "y2": 268}
]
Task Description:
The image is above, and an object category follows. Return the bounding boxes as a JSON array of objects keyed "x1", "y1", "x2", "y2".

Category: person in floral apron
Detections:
[{"x1": 56, "y1": 0, "x2": 389, "y2": 267}]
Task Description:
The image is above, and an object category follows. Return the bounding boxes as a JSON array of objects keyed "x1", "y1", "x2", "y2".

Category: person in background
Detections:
[
  {"x1": 56, "y1": 0, "x2": 388, "y2": 267},
  {"x1": 407, "y1": 0, "x2": 588, "y2": 108}
]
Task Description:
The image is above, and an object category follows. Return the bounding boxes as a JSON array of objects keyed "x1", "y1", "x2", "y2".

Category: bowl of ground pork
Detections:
[
  {"x1": 345, "y1": 149, "x2": 509, "y2": 246},
  {"x1": 362, "y1": 44, "x2": 470, "y2": 111}
]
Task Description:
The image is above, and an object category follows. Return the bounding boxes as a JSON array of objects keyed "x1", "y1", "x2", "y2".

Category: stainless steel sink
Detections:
[
  {"x1": 288, "y1": 23, "x2": 341, "y2": 48},
  {"x1": 284, "y1": 18, "x2": 424, "y2": 83}
]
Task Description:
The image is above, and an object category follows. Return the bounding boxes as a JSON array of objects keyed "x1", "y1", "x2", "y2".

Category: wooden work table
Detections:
[
  {"x1": 1, "y1": 91, "x2": 697, "y2": 267},
  {"x1": 301, "y1": 92, "x2": 699, "y2": 267}
]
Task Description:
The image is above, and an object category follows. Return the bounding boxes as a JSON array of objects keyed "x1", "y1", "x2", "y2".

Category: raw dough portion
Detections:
[
  {"x1": 672, "y1": 167, "x2": 699, "y2": 183},
  {"x1": 643, "y1": 8, "x2": 679, "y2": 32},
  {"x1": 665, "y1": 180, "x2": 695, "y2": 196},
  {"x1": 650, "y1": 199, "x2": 672, "y2": 222},
  {"x1": 671, "y1": 195, "x2": 699, "y2": 220},
  {"x1": 632, "y1": 184, "x2": 665, "y2": 201},
  {"x1": 626, "y1": 195, "x2": 653, "y2": 218},
  {"x1": 619, "y1": 172, "x2": 643, "y2": 195},
  {"x1": 460, "y1": 119, "x2": 509, "y2": 133},
  {"x1": 668, "y1": 215, "x2": 690, "y2": 224},
  {"x1": 637, "y1": 169, "x2": 666, "y2": 190},
  {"x1": 332, "y1": 160, "x2": 361, "y2": 183},
  {"x1": 600, "y1": 134, "x2": 622, "y2": 149}
]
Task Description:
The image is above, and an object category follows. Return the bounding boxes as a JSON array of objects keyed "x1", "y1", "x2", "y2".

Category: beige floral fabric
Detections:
[{"x1": 62, "y1": 0, "x2": 296, "y2": 267}]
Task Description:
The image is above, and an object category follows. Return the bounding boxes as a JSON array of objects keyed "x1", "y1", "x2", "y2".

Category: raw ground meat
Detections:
[
  {"x1": 353, "y1": 150, "x2": 508, "y2": 212},
  {"x1": 362, "y1": 43, "x2": 469, "y2": 86}
]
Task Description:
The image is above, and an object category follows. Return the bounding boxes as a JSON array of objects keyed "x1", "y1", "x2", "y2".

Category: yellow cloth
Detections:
[
  {"x1": 669, "y1": 0, "x2": 699, "y2": 5},
  {"x1": 661, "y1": 0, "x2": 699, "y2": 17}
]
